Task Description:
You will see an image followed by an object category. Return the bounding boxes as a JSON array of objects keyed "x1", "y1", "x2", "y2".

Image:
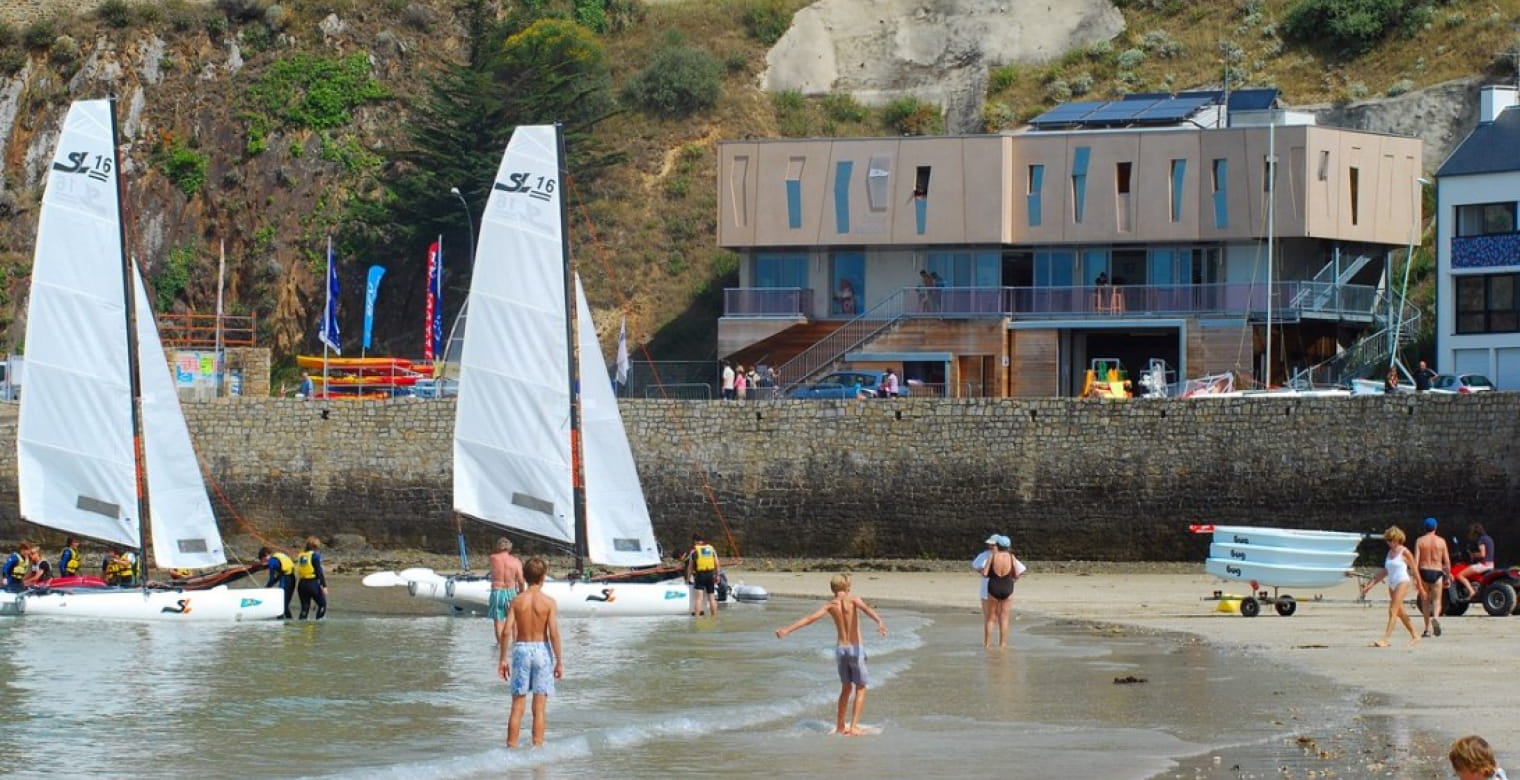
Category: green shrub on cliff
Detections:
[
  {"x1": 159, "y1": 141, "x2": 209, "y2": 197},
  {"x1": 97, "y1": 0, "x2": 135, "y2": 28},
  {"x1": 621, "y1": 41, "x2": 723, "y2": 117},
  {"x1": 245, "y1": 52, "x2": 390, "y2": 136}
]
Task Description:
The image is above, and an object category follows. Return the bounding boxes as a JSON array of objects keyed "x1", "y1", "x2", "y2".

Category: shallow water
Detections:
[{"x1": 0, "y1": 596, "x2": 1452, "y2": 779}]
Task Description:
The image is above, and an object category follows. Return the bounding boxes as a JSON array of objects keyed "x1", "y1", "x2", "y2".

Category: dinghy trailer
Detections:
[{"x1": 1191, "y1": 524, "x2": 1367, "y2": 617}]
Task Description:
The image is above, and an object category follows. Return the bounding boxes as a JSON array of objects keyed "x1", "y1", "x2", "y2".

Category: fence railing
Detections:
[
  {"x1": 157, "y1": 313, "x2": 257, "y2": 347},
  {"x1": 774, "y1": 288, "x2": 910, "y2": 393},
  {"x1": 724, "y1": 282, "x2": 1383, "y2": 322}
]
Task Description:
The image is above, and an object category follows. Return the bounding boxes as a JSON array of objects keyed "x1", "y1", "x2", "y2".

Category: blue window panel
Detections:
[
  {"x1": 1072, "y1": 148, "x2": 1090, "y2": 224},
  {"x1": 974, "y1": 252, "x2": 1000, "y2": 286},
  {"x1": 755, "y1": 254, "x2": 808, "y2": 288},
  {"x1": 1082, "y1": 249, "x2": 1109, "y2": 284},
  {"x1": 785, "y1": 179, "x2": 802, "y2": 229},
  {"x1": 1212, "y1": 159, "x2": 1229, "y2": 229},
  {"x1": 1072, "y1": 147, "x2": 1091, "y2": 176},
  {"x1": 1034, "y1": 250, "x2": 1075, "y2": 287},
  {"x1": 833, "y1": 161, "x2": 853, "y2": 234},
  {"x1": 915, "y1": 195, "x2": 927, "y2": 235},
  {"x1": 1027, "y1": 164, "x2": 1043, "y2": 227},
  {"x1": 1149, "y1": 249, "x2": 1175, "y2": 285},
  {"x1": 830, "y1": 251, "x2": 865, "y2": 315},
  {"x1": 1170, "y1": 159, "x2": 1186, "y2": 223}
]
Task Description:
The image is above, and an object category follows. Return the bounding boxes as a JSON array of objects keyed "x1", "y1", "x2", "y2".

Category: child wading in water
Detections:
[{"x1": 775, "y1": 573, "x2": 888, "y2": 735}]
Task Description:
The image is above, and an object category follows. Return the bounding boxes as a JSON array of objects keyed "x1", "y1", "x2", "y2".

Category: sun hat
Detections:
[
  {"x1": 1424, "y1": 517, "x2": 1438, "y2": 531},
  {"x1": 984, "y1": 534, "x2": 1001, "y2": 545}
]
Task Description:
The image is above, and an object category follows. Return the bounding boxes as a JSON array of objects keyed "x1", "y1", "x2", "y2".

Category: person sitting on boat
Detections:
[
  {"x1": 102, "y1": 548, "x2": 137, "y2": 586},
  {"x1": 57, "y1": 536, "x2": 82, "y2": 578},
  {"x1": 21, "y1": 546, "x2": 51, "y2": 587},
  {"x1": 259, "y1": 546, "x2": 297, "y2": 619},
  {"x1": 3, "y1": 542, "x2": 33, "y2": 591},
  {"x1": 295, "y1": 536, "x2": 328, "y2": 620}
]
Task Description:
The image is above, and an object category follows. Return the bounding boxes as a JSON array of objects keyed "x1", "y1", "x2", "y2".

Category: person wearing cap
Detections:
[
  {"x1": 684, "y1": 533, "x2": 721, "y2": 617},
  {"x1": 1414, "y1": 516, "x2": 1452, "y2": 637},
  {"x1": 980, "y1": 535, "x2": 1023, "y2": 648},
  {"x1": 971, "y1": 535, "x2": 1001, "y2": 643}
]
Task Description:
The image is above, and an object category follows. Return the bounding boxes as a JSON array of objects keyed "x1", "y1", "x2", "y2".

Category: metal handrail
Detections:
[{"x1": 774, "y1": 288, "x2": 910, "y2": 394}]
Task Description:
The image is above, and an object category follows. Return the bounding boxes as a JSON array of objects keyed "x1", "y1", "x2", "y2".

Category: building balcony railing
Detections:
[
  {"x1": 724, "y1": 282, "x2": 1380, "y2": 322},
  {"x1": 1451, "y1": 232, "x2": 1520, "y2": 270},
  {"x1": 723, "y1": 288, "x2": 814, "y2": 318}
]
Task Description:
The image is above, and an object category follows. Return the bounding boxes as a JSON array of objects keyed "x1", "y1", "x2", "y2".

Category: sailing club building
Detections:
[{"x1": 714, "y1": 90, "x2": 1423, "y2": 396}]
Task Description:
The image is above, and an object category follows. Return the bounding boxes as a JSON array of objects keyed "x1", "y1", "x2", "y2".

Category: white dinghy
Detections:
[
  {"x1": 4, "y1": 99, "x2": 283, "y2": 622},
  {"x1": 364, "y1": 125, "x2": 686, "y2": 616}
]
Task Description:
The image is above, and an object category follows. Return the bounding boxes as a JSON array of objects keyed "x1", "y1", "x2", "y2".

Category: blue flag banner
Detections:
[
  {"x1": 319, "y1": 239, "x2": 341, "y2": 354},
  {"x1": 428, "y1": 237, "x2": 443, "y2": 359},
  {"x1": 363, "y1": 265, "x2": 386, "y2": 350}
]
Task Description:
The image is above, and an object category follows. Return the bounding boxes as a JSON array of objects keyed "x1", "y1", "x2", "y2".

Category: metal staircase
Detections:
[
  {"x1": 1288, "y1": 293, "x2": 1421, "y2": 388},
  {"x1": 773, "y1": 288, "x2": 911, "y2": 395},
  {"x1": 1290, "y1": 253, "x2": 1374, "y2": 314}
]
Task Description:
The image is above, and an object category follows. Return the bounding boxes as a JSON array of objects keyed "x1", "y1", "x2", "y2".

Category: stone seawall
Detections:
[{"x1": 0, "y1": 395, "x2": 1515, "y2": 561}]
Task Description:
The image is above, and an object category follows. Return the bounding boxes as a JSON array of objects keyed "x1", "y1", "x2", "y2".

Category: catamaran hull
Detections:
[
  {"x1": 1208, "y1": 542, "x2": 1359, "y2": 568},
  {"x1": 4, "y1": 586, "x2": 286, "y2": 621},
  {"x1": 369, "y1": 568, "x2": 690, "y2": 617},
  {"x1": 1204, "y1": 558, "x2": 1352, "y2": 589}
]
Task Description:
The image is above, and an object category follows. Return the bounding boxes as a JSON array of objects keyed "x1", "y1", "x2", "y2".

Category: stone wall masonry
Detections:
[{"x1": 0, "y1": 395, "x2": 1516, "y2": 562}]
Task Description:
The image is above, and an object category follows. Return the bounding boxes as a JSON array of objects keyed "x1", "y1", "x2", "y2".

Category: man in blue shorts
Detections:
[
  {"x1": 488, "y1": 536, "x2": 526, "y2": 644},
  {"x1": 497, "y1": 557, "x2": 562, "y2": 748}
]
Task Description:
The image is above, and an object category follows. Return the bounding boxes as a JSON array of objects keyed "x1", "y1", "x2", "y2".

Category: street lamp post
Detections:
[{"x1": 445, "y1": 186, "x2": 474, "y2": 573}]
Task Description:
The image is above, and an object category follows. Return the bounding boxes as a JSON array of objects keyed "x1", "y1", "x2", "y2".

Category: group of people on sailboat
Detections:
[{"x1": 3, "y1": 539, "x2": 138, "y2": 590}]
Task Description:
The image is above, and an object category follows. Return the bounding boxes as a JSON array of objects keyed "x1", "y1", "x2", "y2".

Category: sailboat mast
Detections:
[
  {"x1": 556, "y1": 124, "x2": 589, "y2": 577},
  {"x1": 109, "y1": 96, "x2": 151, "y2": 586},
  {"x1": 1264, "y1": 114, "x2": 1276, "y2": 387}
]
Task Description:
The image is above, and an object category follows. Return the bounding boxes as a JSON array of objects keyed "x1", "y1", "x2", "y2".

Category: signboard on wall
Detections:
[{"x1": 173, "y1": 350, "x2": 224, "y2": 400}]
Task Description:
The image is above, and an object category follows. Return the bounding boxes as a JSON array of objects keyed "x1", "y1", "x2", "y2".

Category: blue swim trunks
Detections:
[
  {"x1": 488, "y1": 587, "x2": 518, "y2": 621},
  {"x1": 835, "y1": 644, "x2": 869, "y2": 686},
  {"x1": 510, "y1": 641, "x2": 556, "y2": 697}
]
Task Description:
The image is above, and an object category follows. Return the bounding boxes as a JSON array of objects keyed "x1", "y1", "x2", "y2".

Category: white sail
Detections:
[
  {"x1": 134, "y1": 266, "x2": 227, "y2": 569},
  {"x1": 576, "y1": 279, "x2": 659, "y2": 567},
  {"x1": 16, "y1": 99, "x2": 139, "y2": 549},
  {"x1": 453, "y1": 124, "x2": 659, "y2": 566}
]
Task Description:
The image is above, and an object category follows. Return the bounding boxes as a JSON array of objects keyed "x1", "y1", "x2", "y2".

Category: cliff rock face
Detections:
[
  {"x1": 761, "y1": 0, "x2": 1125, "y2": 134},
  {"x1": 1305, "y1": 76, "x2": 1485, "y2": 173}
]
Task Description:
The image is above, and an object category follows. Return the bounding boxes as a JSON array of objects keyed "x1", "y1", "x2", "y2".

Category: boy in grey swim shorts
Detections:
[{"x1": 775, "y1": 573, "x2": 888, "y2": 735}]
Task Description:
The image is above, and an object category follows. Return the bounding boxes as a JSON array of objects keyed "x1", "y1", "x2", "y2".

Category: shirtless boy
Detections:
[
  {"x1": 1414, "y1": 517, "x2": 1451, "y2": 637},
  {"x1": 497, "y1": 557, "x2": 562, "y2": 748},
  {"x1": 775, "y1": 573, "x2": 888, "y2": 735},
  {"x1": 488, "y1": 536, "x2": 527, "y2": 644}
]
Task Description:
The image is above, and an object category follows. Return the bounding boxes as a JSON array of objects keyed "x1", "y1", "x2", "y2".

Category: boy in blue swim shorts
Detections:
[
  {"x1": 775, "y1": 573, "x2": 888, "y2": 735},
  {"x1": 497, "y1": 557, "x2": 562, "y2": 748}
]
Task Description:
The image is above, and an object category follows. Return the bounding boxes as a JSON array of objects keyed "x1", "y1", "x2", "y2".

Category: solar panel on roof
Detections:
[
  {"x1": 1136, "y1": 96, "x2": 1211, "y2": 122},
  {"x1": 1029, "y1": 101, "x2": 1104, "y2": 125},
  {"x1": 1227, "y1": 89, "x2": 1278, "y2": 111},
  {"x1": 1085, "y1": 98, "x2": 1162, "y2": 123}
]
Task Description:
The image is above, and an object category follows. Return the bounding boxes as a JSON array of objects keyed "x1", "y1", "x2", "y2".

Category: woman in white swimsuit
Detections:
[{"x1": 1359, "y1": 525, "x2": 1425, "y2": 647}]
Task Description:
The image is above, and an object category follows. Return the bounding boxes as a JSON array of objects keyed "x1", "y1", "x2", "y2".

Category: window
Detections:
[
  {"x1": 1317, "y1": 150, "x2": 1329, "y2": 181},
  {"x1": 1116, "y1": 162, "x2": 1132, "y2": 194},
  {"x1": 832, "y1": 161, "x2": 853, "y2": 234},
  {"x1": 1033, "y1": 250, "x2": 1075, "y2": 287},
  {"x1": 785, "y1": 157, "x2": 805, "y2": 229},
  {"x1": 829, "y1": 251, "x2": 865, "y2": 316},
  {"x1": 913, "y1": 166, "x2": 931, "y2": 198},
  {"x1": 926, "y1": 250, "x2": 1000, "y2": 286},
  {"x1": 1071, "y1": 147, "x2": 1091, "y2": 224},
  {"x1": 1210, "y1": 158, "x2": 1228, "y2": 229},
  {"x1": 1456, "y1": 273, "x2": 1520, "y2": 333},
  {"x1": 1262, "y1": 153, "x2": 1276, "y2": 192},
  {"x1": 754, "y1": 253, "x2": 808, "y2": 289},
  {"x1": 1169, "y1": 159, "x2": 1186, "y2": 223},
  {"x1": 1027, "y1": 164, "x2": 1044, "y2": 227},
  {"x1": 1348, "y1": 166, "x2": 1360, "y2": 226},
  {"x1": 1456, "y1": 202, "x2": 1518, "y2": 237},
  {"x1": 866, "y1": 156, "x2": 890, "y2": 211}
]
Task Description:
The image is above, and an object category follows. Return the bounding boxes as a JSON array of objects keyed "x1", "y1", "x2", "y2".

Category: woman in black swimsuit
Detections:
[{"x1": 980, "y1": 536, "x2": 1021, "y2": 648}]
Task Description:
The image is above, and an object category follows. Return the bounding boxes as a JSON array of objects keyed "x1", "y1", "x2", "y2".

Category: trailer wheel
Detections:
[
  {"x1": 1239, "y1": 597, "x2": 1260, "y2": 617},
  {"x1": 1274, "y1": 596, "x2": 1297, "y2": 616}
]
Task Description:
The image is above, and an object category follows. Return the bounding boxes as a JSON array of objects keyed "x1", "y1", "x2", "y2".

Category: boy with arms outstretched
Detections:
[
  {"x1": 775, "y1": 573, "x2": 888, "y2": 735},
  {"x1": 497, "y1": 557, "x2": 562, "y2": 748}
]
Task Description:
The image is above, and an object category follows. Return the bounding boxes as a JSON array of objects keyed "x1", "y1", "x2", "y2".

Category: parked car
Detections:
[
  {"x1": 1428, "y1": 373, "x2": 1495, "y2": 394},
  {"x1": 788, "y1": 370, "x2": 908, "y2": 399}
]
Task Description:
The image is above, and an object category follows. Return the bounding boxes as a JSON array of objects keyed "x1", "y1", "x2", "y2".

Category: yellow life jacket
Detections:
[
  {"x1": 8, "y1": 554, "x2": 29, "y2": 580},
  {"x1": 104, "y1": 557, "x2": 133, "y2": 583},
  {"x1": 271, "y1": 552, "x2": 295, "y2": 576},
  {"x1": 692, "y1": 544, "x2": 718, "y2": 572},
  {"x1": 296, "y1": 551, "x2": 318, "y2": 580},
  {"x1": 61, "y1": 547, "x2": 80, "y2": 575}
]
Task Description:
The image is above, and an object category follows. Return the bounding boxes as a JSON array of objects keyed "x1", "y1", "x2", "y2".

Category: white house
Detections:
[{"x1": 1436, "y1": 85, "x2": 1520, "y2": 388}]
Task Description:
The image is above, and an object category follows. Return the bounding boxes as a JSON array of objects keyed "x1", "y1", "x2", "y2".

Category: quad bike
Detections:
[{"x1": 1443, "y1": 559, "x2": 1520, "y2": 617}]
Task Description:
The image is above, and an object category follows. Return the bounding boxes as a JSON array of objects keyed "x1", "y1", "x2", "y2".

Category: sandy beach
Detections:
[{"x1": 728, "y1": 565, "x2": 1515, "y2": 758}]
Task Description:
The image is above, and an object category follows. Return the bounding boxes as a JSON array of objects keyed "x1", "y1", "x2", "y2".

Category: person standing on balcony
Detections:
[
  {"x1": 734, "y1": 365, "x2": 748, "y2": 401},
  {"x1": 1415, "y1": 360, "x2": 1437, "y2": 392},
  {"x1": 721, "y1": 361, "x2": 735, "y2": 400},
  {"x1": 918, "y1": 270, "x2": 936, "y2": 312},
  {"x1": 834, "y1": 278, "x2": 857, "y2": 315}
]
